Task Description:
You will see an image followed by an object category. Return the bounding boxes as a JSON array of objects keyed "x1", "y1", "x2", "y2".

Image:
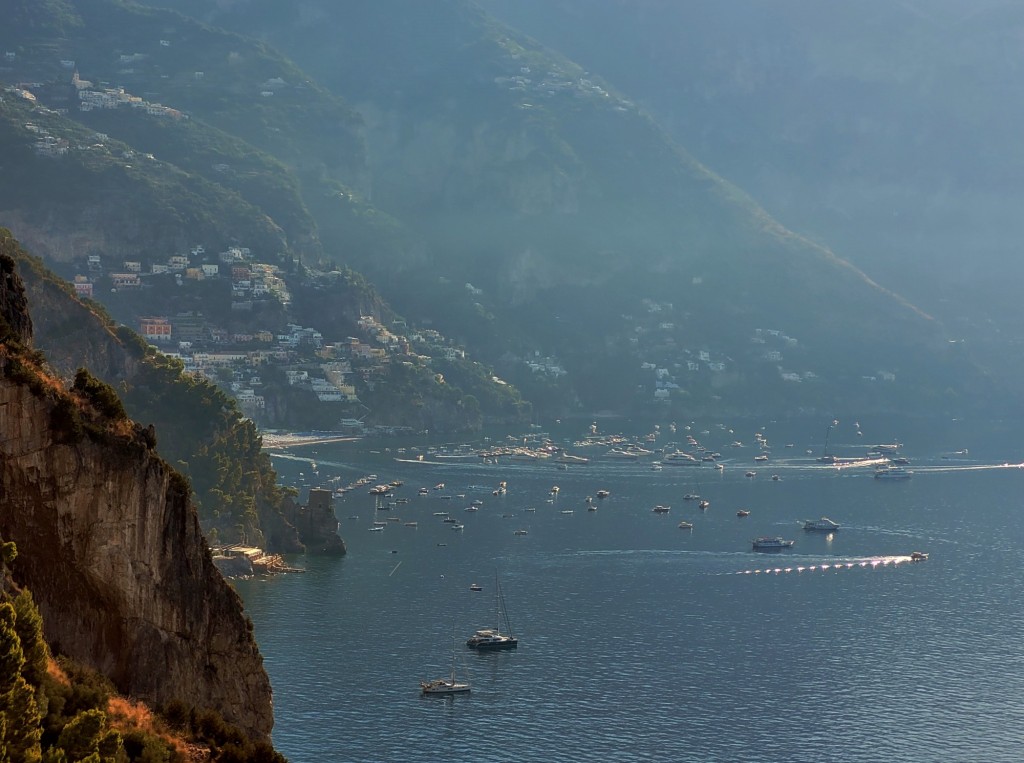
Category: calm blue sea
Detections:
[{"x1": 235, "y1": 417, "x2": 1024, "y2": 762}]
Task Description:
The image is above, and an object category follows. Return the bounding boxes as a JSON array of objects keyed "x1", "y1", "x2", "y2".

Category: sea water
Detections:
[{"x1": 235, "y1": 417, "x2": 1024, "y2": 762}]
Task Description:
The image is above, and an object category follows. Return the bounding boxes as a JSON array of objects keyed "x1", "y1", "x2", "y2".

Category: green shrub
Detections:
[{"x1": 72, "y1": 368, "x2": 127, "y2": 421}]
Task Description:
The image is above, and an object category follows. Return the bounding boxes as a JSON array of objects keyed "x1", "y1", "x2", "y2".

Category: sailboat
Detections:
[
  {"x1": 817, "y1": 421, "x2": 839, "y2": 463},
  {"x1": 466, "y1": 574, "x2": 518, "y2": 650},
  {"x1": 421, "y1": 632, "x2": 471, "y2": 695}
]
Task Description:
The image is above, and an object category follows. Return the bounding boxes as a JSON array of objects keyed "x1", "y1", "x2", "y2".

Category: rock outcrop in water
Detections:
[{"x1": 0, "y1": 246, "x2": 274, "y2": 741}]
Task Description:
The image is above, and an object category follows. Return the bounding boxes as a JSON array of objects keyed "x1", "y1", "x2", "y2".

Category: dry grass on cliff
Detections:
[
  {"x1": 45, "y1": 656, "x2": 70, "y2": 685},
  {"x1": 107, "y1": 696, "x2": 211, "y2": 762}
]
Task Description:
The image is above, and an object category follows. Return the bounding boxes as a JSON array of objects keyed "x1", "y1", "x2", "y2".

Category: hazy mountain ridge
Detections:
[
  {"x1": 3, "y1": 0, "x2": 1005, "y2": 416},
  {"x1": 138, "y1": 0, "x2": 996, "y2": 415},
  {"x1": 479, "y1": 0, "x2": 1024, "y2": 372}
]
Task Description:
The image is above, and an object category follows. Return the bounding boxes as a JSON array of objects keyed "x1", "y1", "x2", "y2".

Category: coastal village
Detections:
[{"x1": 65, "y1": 239, "x2": 491, "y2": 430}]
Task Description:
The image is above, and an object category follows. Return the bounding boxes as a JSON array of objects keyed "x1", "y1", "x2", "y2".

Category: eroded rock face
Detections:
[
  {"x1": 0, "y1": 377, "x2": 274, "y2": 740},
  {"x1": 0, "y1": 249, "x2": 273, "y2": 741}
]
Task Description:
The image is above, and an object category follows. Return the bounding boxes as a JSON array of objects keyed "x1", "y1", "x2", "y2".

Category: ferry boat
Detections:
[
  {"x1": 752, "y1": 536, "x2": 795, "y2": 551},
  {"x1": 875, "y1": 466, "x2": 912, "y2": 480},
  {"x1": 803, "y1": 517, "x2": 840, "y2": 532}
]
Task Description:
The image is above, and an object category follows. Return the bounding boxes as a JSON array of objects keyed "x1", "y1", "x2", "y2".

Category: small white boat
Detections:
[
  {"x1": 736, "y1": 509, "x2": 750, "y2": 518},
  {"x1": 514, "y1": 529, "x2": 529, "y2": 536},
  {"x1": 678, "y1": 521, "x2": 694, "y2": 530},
  {"x1": 652, "y1": 505, "x2": 671, "y2": 513},
  {"x1": 910, "y1": 551, "x2": 929, "y2": 562}
]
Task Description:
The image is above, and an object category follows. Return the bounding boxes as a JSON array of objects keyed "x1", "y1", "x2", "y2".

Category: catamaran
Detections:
[{"x1": 466, "y1": 574, "x2": 518, "y2": 650}]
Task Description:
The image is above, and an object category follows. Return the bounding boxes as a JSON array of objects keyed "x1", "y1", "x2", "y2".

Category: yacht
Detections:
[
  {"x1": 606, "y1": 448, "x2": 640, "y2": 460},
  {"x1": 752, "y1": 536, "x2": 795, "y2": 551},
  {"x1": 661, "y1": 452, "x2": 701, "y2": 466},
  {"x1": 555, "y1": 452, "x2": 590, "y2": 465},
  {"x1": 803, "y1": 517, "x2": 840, "y2": 532}
]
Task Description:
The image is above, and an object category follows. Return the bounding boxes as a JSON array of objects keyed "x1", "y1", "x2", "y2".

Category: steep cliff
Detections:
[{"x1": 0, "y1": 250, "x2": 274, "y2": 740}]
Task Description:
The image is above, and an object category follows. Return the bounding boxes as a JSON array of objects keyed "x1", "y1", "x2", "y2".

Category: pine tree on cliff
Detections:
[{"x1": 0, "y1": 601, "x2": 43, "y2": 762}]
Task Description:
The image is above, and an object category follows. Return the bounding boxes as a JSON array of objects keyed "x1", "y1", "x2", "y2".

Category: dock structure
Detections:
[{"x1": 211, "y1": 545, "x2": 305, "y2": 577}]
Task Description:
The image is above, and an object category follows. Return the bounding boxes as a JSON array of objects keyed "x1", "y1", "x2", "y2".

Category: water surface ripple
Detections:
[{"x1": 239, "y1": 429, "x2": 1024, "y2": 762}]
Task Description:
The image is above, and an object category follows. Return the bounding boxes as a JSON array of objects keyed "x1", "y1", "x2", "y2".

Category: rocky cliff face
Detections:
[{"x1": 0, "y1": 252, "x2": 274, "y2": 741}]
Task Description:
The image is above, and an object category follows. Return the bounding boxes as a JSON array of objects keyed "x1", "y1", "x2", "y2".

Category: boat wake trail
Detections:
[{"x1": 731, "y1": 555, "x2": 922, "y2": 576}]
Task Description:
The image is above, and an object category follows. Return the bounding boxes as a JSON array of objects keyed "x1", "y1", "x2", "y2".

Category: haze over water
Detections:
[{"x1": 237, "y1": 418, "x2": 1024, "y2": 762}]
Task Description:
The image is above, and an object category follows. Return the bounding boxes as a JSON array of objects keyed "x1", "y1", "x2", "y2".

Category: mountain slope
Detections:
[
  {"x1": 478, "y1": 0, "x2": 1024, "y2": 377},
  {"x1": 141, "y1": 0, "x2": 992, "y2": 414}
]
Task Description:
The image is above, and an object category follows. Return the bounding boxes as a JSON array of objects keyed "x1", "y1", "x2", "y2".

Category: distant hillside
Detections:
[
  {"x1": 140, "y1": 0, "x2": 996, "y2": 416},
  {"x1": 0, "y1": 92, "x2": 290, "y2": 264},
  {"x1": 480, "y1": 0, "x2": 1024, "y2": 383},
  {"x1": 3, "y1": 0, "x2": 1005, "y2": 417}
]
